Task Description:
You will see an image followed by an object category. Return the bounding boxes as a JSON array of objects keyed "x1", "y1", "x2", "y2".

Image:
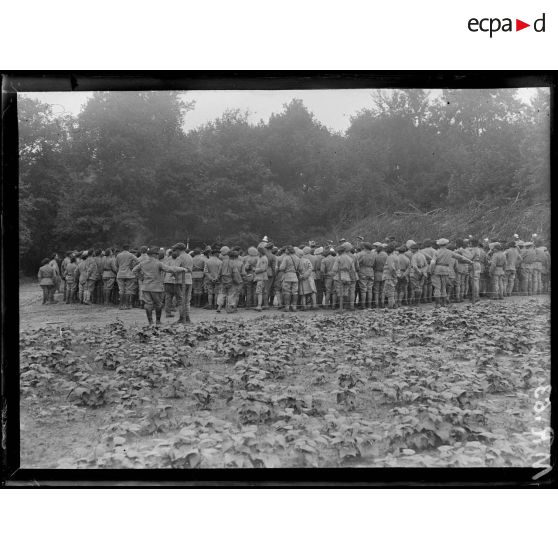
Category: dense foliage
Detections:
[
  {"x1": 20, "y1": 299, "x2": 551, "y2": 468},
  {"x1": 19, "y1": 89, "x2": 550, "y2": 272}
]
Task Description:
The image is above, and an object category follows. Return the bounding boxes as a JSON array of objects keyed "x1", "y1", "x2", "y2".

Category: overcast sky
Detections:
[{"x1": 21, "y1": 88, "x2": 538, "y2": 134}]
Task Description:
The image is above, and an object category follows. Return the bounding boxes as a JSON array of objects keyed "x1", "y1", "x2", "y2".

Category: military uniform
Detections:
[
  {"x1": 279, "y1": 252, "x2": 301, "y2": 311},
  {"x1": 102, "y1": 255, "x2": 117, "y2": 305},
  {"x1": 163, "y1": 255, "x2": 179, "y2": 317},
  {"x1": 242, "y1": 249, "x2": 258, "y2": 308},
  {"x1": 203, "y1": 254, "x2": 222, "y2": 309},
  {"x1": 409, "y1": 249, "x2": 428, "y2": 305},
  {"x1": 430, "y1": 240, "x2": 453, "y2": 306},
  {"x1": 321, "y1": 252, "x2": 336, "y2": 309},
  {"x1": 313, "y1": 249, "x2": 325, "y2": 307},
  {"x1": 116, "y1": 250, "x2": 139, "y2": 309},
  {"x1": 132, "y1": 256, "x2": 184, "y2": 325},
  {"x1": 191, "y1": 253, "x2": 207, "y2": 306},
  {"x1": 216, "y1": 255, "x2": 243, "y2": 313},
  {"x1": 396, "y1": 251, "x2": 410, "y2": 307},
  {"x1": 372, "y1": 247, "x2": 388, "y2": 308},
  {"x1": 64, "y1": 261, "x2": 78, "y2": 303},
  {"x1": 299, "y1": 255, "x2": 317, "y2": 310},
  {"x1": 489, "y1": 248, "x2": 506, "y2": 299},
  {"x1": 332, "y1": 250, "x2": 356, "y2": 311},
  {"x1": 356, "y1": 248, "x2": 375, "y2": 309},
  {"x1": 38, "y1": 263, "x2": 56, "y2": 304},
  {"x1": 253, "y1": 253, "x2": 269, "y2": 310},
  {"x1": 382, "y1": 252, "x2": 400, "y2": 309},
  {"x1": 504, "y1": 246, "x2": 522, "y2": 296},
  {"x1": 521, "y1": 244, "x2": 537, "y2": 295},
  {"x1": 174, "y1": 247, "x2": 194, "y2": 322}
]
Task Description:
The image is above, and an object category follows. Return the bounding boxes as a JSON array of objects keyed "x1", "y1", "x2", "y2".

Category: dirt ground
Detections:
[{"x1": 18, "y1": 281, "x2": 551, "y2": 470}]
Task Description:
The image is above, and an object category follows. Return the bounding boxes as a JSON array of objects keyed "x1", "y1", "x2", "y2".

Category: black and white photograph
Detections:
[{"x1": 12, "y1": 80, "x2": 551, "y2": 472}]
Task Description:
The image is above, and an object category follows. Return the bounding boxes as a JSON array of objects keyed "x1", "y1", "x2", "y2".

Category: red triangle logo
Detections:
[{"x1": 516, "y1": 19, "x2": 530, "y2": 31}]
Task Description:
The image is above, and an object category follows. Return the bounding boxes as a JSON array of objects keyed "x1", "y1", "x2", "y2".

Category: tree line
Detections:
[{"x1": 19, "y1": 88, "x2": 550, "y2": 273}]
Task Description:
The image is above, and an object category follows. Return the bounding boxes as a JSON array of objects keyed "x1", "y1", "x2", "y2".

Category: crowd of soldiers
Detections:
[{"x1": 36, "y1": 233, "x2": 550, "y2": 326}]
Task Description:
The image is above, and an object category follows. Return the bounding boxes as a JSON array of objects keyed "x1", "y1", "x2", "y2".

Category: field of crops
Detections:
[{"x1": 20, "y1": 298, "x2": 551, "y2": 469}]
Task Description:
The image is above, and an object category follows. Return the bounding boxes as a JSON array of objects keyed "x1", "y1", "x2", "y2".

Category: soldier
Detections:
[
  {"x1": 521, "y1": 241, "x2": 537, "y2": 296},
  {"x1": 135, "y1": 246, "x2": 149, "y2": 308},
  {"x1": 313, "y1": 246, "x2": 325, "y2": 308},
  {"x1": 356, "y1": 242, "x2": 375, "y2": 309},
  {"x1": 191, "y1": 248, "x2": 207, "y2": 308},
  {"x1": 242, "y1": 246, "x2": 259, "y2": 308},
  {"x1": 489, "y1": 243, "x2": 506, "y2": 300},
  {"x1": 372, "y1": 242, "x2": 388, "y2": 309},
  {"x1": 504, "y1": 241, "x2": 522, "y2": 297},
  {"x1": 63, "y1": 255, "x2": 78, "y2": 304},
  {"x1": 395, "y1": 245, "x2": 410, "y2": 307},
  {"x1": 253, "y1": 245, "x2": 269, "y2": 311},
  {"x1": 101, "y1": 248, "x2": 117, "y2": 305},
  {"x1": 468, "y1": 239, "x2": 484, "y2": 304},
  {"x1": 332, "y1": 243, "x2": 357, "y2": 311},
  {"x1": 409, "y1": 241, "x2": 428, "y2": 306},
  {"x1": 299, "y1": 247, "x2": 318, "y2": 310},
  {"x1": 116, "y1": 244, "x2": 139, "y2": 310},
  {"x1": 172, "y1": 242, "x2": 194, "y2": 323},
  {"x1": 203, "y1": 249, "x2": 222, "y2": 310},
  {"x1": 460, "y1": 238, "x2": 474, "y2": 301},
  {"x1": 446, "y1": 242, "x2": 458, "y2": 303},
  {"x1": 382, "y1": 243, "x2": 400, "y2": 309},
  {"x1": 163, "y1": 249, "x2": 179, "y2": 318},
  {"x1": 430, "y1": 238, "x2": 472, "y2": 307},
  {"x1": 274, "y1": 248, "x2": 286, "y2": 309},
  {"x1": 279, "y1": 245, "x2": 301, "y2": 312},
  {"x1": 132, "y1": 247, "x2": 187, "y2": 326},
  {"x1": 216, "y1": 247, "x2": 238, "y2": 313},
  {"x1": 77, "y1": 251, "x2": 90, "y2": 304},
  {"x1": 420, "y1": 239, "x2": 436, "y2": 303},
  {"x1": 264, "y1": 243, "x2": 277, "y2": 309},
  {"x1": 533, "y1": 239, "x2": 547, "y2": 295},
  {"x1": 541, "y1": 245, "x2": 550, "y2": 294},
  {"x1": 38, "y1": 258, "x2": 57, "y2": 304},
  {"x1": 453, "y1": 240, "x2": 467, "y2": 303},
  {"x1": 321, "y1": 247, "x2": 337, "y2": 310}
]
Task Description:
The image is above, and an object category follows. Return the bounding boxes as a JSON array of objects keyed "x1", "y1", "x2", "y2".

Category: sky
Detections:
[{"x1": 21, "y1": 88, "x2": 538, "y2": 135}]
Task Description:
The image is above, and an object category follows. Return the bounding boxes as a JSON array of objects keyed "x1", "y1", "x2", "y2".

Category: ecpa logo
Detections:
[{"x1": 468, "y1": 13, "x2": 546, "y2": 37}]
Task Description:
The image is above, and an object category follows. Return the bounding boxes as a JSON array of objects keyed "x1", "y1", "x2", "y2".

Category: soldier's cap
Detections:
[
  {"x1": 147, "y1": 247, "x2": 159, "y2": 256},
  {"x1": 396, "y1": 245, "x2": 407, "y2": 252},
  {"x1": 229, "y1": 250, "x2": 239, "y2": 258},
  {"x1": 361, "y1": 242, "x2": 373, "y2": 250},
  {"x1": 409, "y1": 242, "x2": 419, "y2": 250},
  {"x1": 172, "y1": 242, "x2": 186, "y2": 251},
  {"x1": 339, "y1": 238, "x2": 347, "y2": 243},
  {"x1": 82, "y1": 250, "x2": 88, "y2": 257},
  {"x1": 220, "y1": 246, "x2": 230, "y2": 255},
  {"x1": 436, "y1": 238, "x2": 450, "y2": 246},
  {"x1": 302, "y1": 246, "x2": 312, "y2": 255},
  {"x1": 342, "y1": 242, "x2": 354, "y2": 251},
  {"x1": 372, "y1": 242, "x2": 382, "y2": 247},
  {"x1": 294, "y1": 247, "x2": 304, "y2": 257},
  {"x1": 204, "y1": 245, "x2": 212, "y2": 252},
  {"x1": 336, "y1": 245, "x2": 345, "y2": 253},
  {"x1": 262, "y1": 235, "x2": 269, "y2": 242},
  {"x1": 309, "y1": 240, "x2": 316, "y2": 247},
  {"x1": 405, "y1": 240, "x2": 415, "y2": 248},
  {"x1": 513, "y1": 234, "x2": 519, "y2": 239},
  {"x1": 356, "y1": 235, "x2": 364, "y2": 241},
  {"x1": 314, "y1": 247, "x2": 324, "y2": 255},
  {"x1": 247, "y1": 246, "x2": 258, "y2": 256}
]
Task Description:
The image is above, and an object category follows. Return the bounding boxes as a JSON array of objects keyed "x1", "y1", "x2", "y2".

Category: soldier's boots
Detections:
[
  {"x1": 155, "y1": 309, "x2": 162, "y2": 326},
  {"x1": 146, "y1": 309, "x2": 153, "y2": 325}
]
